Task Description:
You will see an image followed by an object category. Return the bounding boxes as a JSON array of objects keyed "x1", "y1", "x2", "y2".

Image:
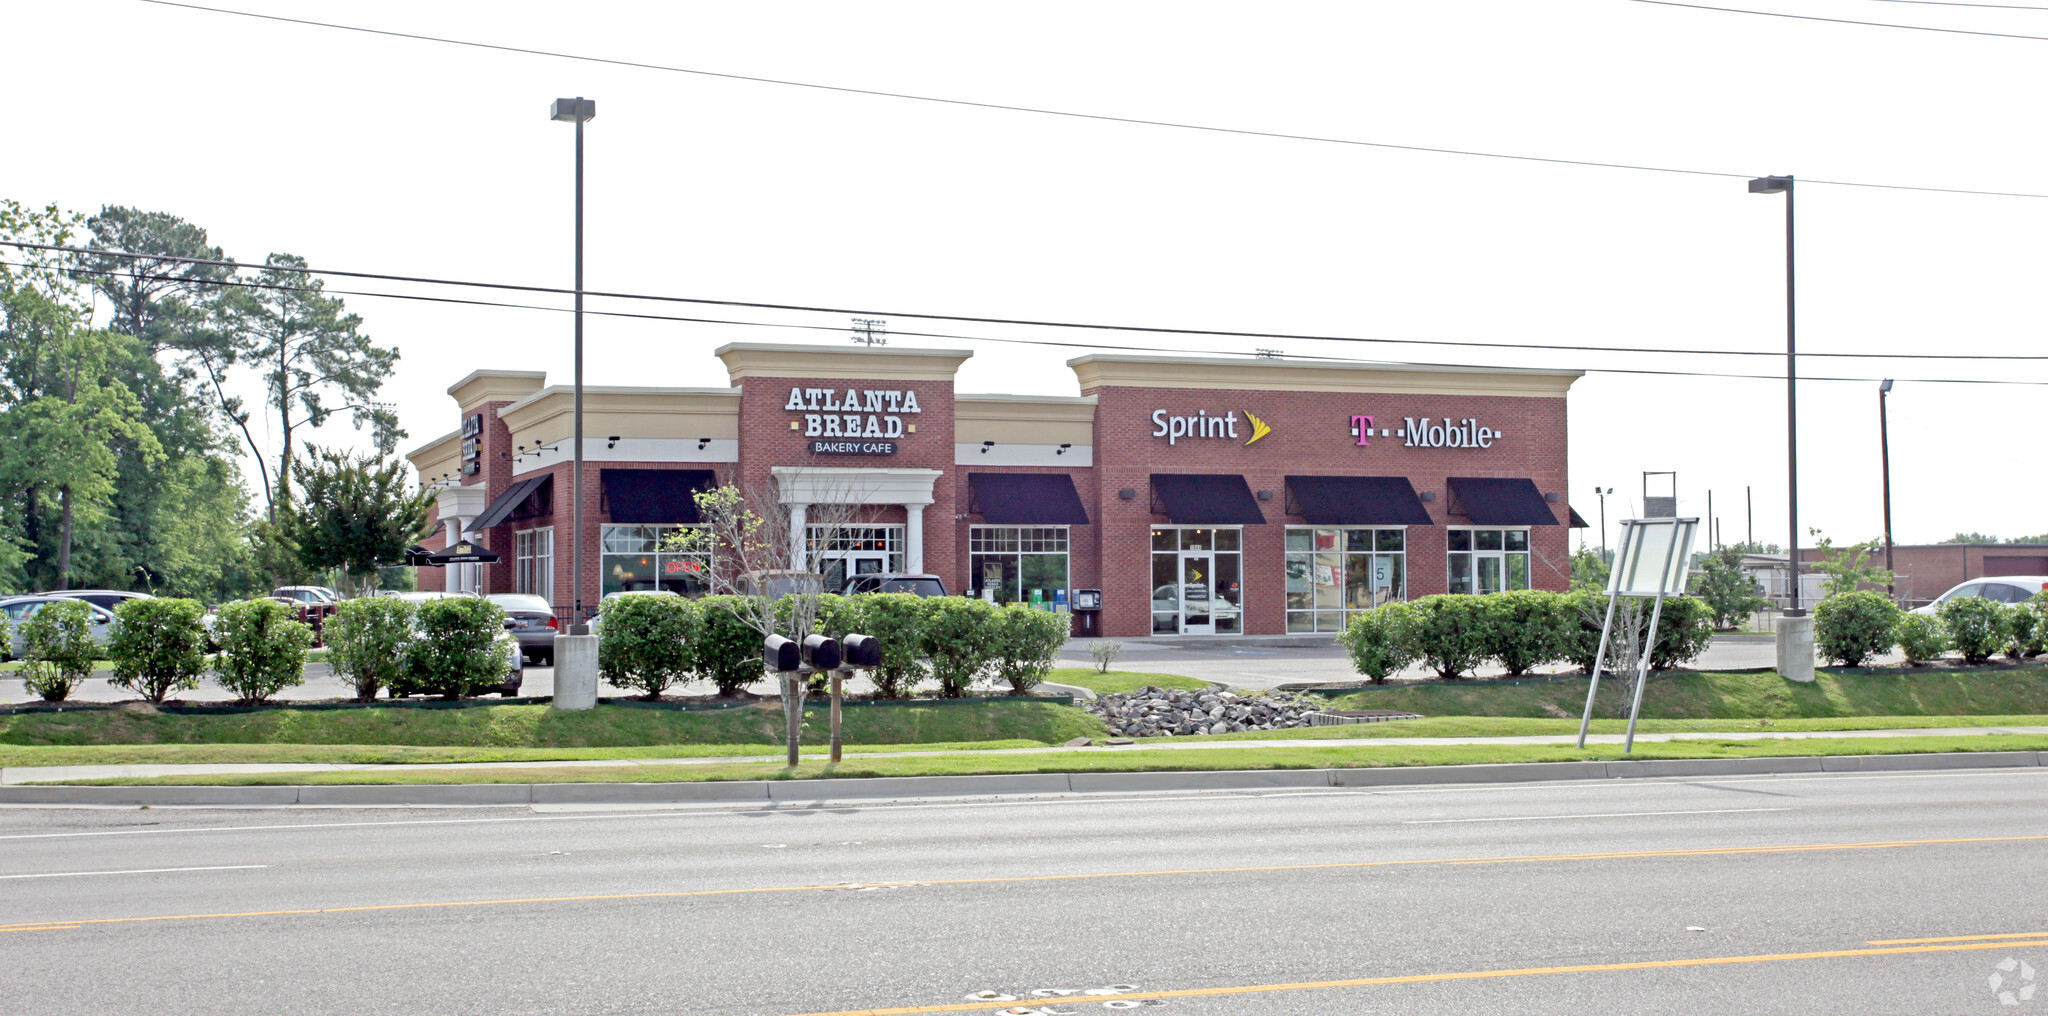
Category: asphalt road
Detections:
[{"x1": 4, "y1": 769, "x2": 2046, "y2": 1014}]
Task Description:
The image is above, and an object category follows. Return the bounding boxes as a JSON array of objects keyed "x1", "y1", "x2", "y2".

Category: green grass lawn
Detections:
[
  {"x1": 1322, "y1": 666, "x2": 2048, "y2": 720},
  {"x1": 1045, "y1": 668, "x2": 1209, "y2": 694},
  {"x1": 0, "y1": 698, "x2": 1104, "y2": 760},
  {"x1": 42, "y1": 733, "x2": 2048, "y2": 787}
]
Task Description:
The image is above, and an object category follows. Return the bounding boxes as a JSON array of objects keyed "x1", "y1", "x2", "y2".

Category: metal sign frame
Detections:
[{"x1": 1576, "y1": 516, "x2": 1699, "y2": 753}]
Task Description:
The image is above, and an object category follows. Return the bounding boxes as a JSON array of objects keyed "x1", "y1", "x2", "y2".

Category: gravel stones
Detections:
[{"x1": 1082, "y1": 687, "x2": 1326, "y2": 737}]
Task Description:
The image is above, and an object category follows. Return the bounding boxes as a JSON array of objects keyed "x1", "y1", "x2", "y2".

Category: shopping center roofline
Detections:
[
  {"x1": 405, "y1": 428, "x2": 461, "y2": 462},
  {"x1": 714, "y1": 342, "x2": 974, "y2": 383},
  {"x1": 497, "y1": 384, "x2": 741, "y2": 417},
  {"x1": 1066, "y1": 352, "x2": 1583, "y2": 396},
  {"x1": 955, "y1": 392, "x2": 1099, "y2": 405}
]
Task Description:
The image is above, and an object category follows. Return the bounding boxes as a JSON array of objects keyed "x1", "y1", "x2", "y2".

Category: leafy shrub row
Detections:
[
  {"x1": 1807, "y1": 589, "x2": 2048, "y2": 667},
  {"x1": 1338, "y1": 591, "x2": 1713, "y2": 683},
  {"x1": 324, "y1": 596, "x2": 512, "y2": 700},
  {"x1": 596, "y1": 592, "x2": 1070, "y2": 699}
]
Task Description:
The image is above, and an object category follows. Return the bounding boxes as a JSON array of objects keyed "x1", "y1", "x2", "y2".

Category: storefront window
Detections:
[
  {"x1": 515, "y1": 527, "x2": 554, "y2": 600},
  {"x1": 969, "y1": 527, "x2": 1070, "y2": 607},
  {"x1": 601, "y1": 524, "x2": 711, "y2": 597},
  {"x1": 1447, "y1": 528, "x2": 1531, "y2": 595},
  {"x1": 809, "y1": 525, "x2": 905, "y2": 592},
  {"x1": 1284, "y1": 528, "x2": 1407, "y2": 633},
  {"x1": 1150, "y1": 527, "x2": 1243, "y2": 635}
]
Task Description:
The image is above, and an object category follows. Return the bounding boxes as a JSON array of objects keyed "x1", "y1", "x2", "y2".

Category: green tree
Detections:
[
  {"x1": 1941, "y1": 532, "x2": 1998, "y2": 544},
  {"x1": 224, "y1": 255, "x2": 401, "y2": 518},
  {"x1": 1808, "y1": 530, "x2": 1893, "y2": 598},
  {"x1": 1569, "y1": 547, "x2": 1609, "y2": 593},
  {"x1": 280, "y1": 446, "x2": 434, "y2": 597},
  {"x1": 1692, "y1": 545, "x2": 1771, "y2": 629}
]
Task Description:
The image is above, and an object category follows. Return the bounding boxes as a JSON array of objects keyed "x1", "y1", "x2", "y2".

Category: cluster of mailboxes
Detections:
[{"x1": 764, "y1": 632, "x2": 882, "y2": 673}]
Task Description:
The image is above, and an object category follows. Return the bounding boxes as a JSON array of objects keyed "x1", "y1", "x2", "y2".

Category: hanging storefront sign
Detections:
[
  {"x1": 1151, "y1": 409, "x2": 1273, "y2": 446},
  {"x1": 1349, "y1": 414, "x2": 1500, "y2": 449},
  {"x1": 786, "y1": 386, "x2": 921, "y2": 440}
]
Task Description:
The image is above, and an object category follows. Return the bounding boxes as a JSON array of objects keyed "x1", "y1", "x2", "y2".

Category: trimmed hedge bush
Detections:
[
  {"x1": 692, "y1": 595, "x2": 766, "y2": 697},
  {"x1": 1406, "y1": 595, "x2": 1494, "y2": 679},
  {"x1": 1560, "y1": 591, "x2": 1712, "y2": 674},
  {"x1": 990, "y1": 604, "x2": 1070, "y2": 695},
  {"x1": 1892, "y1": 612, "x2": 1947, "y2": 666},
  {"x1": 108, "y1": 597, "x2": 208, "y2": 703},
  {"x1": 1813, "y1": 590, "x2": 1900, "y2": 667},
  {"x1": 396, "y1": 597, "x2": 509, "y2": 698},
  {"x1": 210, "y1": 599, "x2": 314, "y2": 703},
  {"x1": 598, "y1": 594, "x2": 697, "y2": 698},
  {"x1": 1484, "y1": 589, "x2": 1572, "y2": 676},
  {"x1": 325, "y1": 597, "x2": 416, "y2": 700},
  {"x1": 1938, "y1": 596, "x2": 2007, "y2": 665},
  {"x1": 919, "y1": 596, "x2": 1002, "y2": 697},
  {"x1": 19, "y1": 599, "x2": 100, "y2": 702},
  {"x1": 1338, "y1": 600, "x2": 1419, "y2": 684},
  {"x1": 850, "y1": 593, "x2": 929, "y2": 699},
  {"x1": 2003, "y1": 602, "x2": 2041, "y2": 660}
]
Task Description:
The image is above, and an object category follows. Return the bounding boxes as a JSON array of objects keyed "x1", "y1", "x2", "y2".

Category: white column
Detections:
[
  {"x1": 905, "y1": 503, "x2": 925, "y2": 574},
  {"x1": 789, "y1": 502, "x2": 809, "y2": 571}
]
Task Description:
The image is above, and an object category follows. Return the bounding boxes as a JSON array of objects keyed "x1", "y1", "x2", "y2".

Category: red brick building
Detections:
[{"x1": 407, "y1": 344, "x2": 1583, "y2": 637}]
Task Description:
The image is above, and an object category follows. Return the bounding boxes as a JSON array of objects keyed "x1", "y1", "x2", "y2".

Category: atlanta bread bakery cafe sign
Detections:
[{"x1": 787, "y1": 385, "x2": 922, "y2": 455}]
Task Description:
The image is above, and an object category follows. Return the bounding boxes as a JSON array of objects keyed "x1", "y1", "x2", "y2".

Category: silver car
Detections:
[
  {"x1": 1, "y1": 596, "x2": 117, "y2": 658},
  {"x1": 1912, "y1": 576, "x2": 2048, "y2": 616}
]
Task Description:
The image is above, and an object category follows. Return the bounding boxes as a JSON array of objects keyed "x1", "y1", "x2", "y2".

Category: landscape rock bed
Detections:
[{"x1": 1084, "y1": 686, "x2": 1336, "y2": 737}]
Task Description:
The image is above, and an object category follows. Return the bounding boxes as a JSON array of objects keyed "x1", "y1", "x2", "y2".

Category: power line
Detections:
[
  {"x1": 133, "y1": 0, "x2": 2048, "y2": 201},
  {"x1": 1632, "y1": 0, "x2": 2048, "y2": 40},
  {"x1": 32, "y1": 255, "x2": 2048, "y2": 388},
  {"x1": 14, "y1": 240, "x2": 2048, "y2": 366},
  {"x1": 1855, "y1": 0, "x2": 2048, "y2": 10}
]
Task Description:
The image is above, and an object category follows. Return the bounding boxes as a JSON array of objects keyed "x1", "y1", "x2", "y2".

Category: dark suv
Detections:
[{"x1": 842, "y1": 573, "x2": 948, "y2": 597}]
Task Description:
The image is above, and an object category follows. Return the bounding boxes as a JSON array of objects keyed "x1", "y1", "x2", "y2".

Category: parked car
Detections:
[
  {"x1": 379, "y1": 591, "x2": 524, "y2": 696},
  {"x1": 273, "y1": 586, "x2": 339, "y2": 604},
  {"x1": 485, "y1": 593, "x2": 560, "y2": 666},
  {"x1": 1, "y1": 595, "x2": 118, "y2": 658},
  {"x1": 736, "y1": 570, "x2": 824, "y2": 599},
  {"x1": 1151, "y1": 583, "x2": 1242, "y2": 620},
  {"x1": 54, "y1": 589, "x2": 153, "y2": 612},
  {"x1": 1911, "y1": 576, "x2": 2048, "y2": 616},
  {"x1": 841, "y1": 573, "x2": 949, "y2": 597}
]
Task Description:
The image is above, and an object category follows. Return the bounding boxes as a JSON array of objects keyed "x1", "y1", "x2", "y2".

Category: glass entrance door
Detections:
[
  {"x1": 1180, "y1": 553, "x2": 1215, "y2": 635},
  {"x1": 819, "y1": 551, "x2": 888, "y2": 593},
  {"x1": 1476, "y1": 554, "x2": 1504, "y2": 594}
]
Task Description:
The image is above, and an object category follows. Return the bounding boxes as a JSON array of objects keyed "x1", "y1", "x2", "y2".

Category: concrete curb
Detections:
[{"x1": 4, "y1": 750, "x2": 2042, "y2": 807}]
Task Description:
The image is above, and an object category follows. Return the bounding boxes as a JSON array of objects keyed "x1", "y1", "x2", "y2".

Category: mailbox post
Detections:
[{"x1": 766, "y1": 632, "x2": 879, "y2": 767}]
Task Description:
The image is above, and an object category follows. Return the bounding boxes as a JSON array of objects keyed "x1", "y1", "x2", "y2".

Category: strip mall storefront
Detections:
[{"x1": 407, "y1": 344, "x2": 1582, "y2": 638}]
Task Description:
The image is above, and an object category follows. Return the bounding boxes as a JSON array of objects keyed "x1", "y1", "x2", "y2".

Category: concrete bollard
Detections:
[
  {"x1": 1775, "y1": 611, "x2": 1816, "y2": 683},
  {"x1": 551, "y1": 633, "x2": 600, "y2": 710}
]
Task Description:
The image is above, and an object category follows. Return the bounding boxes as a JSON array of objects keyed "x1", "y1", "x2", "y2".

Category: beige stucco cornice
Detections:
[
  {"x1": 498, "y1": 386, "x2": 742, "y2": 445},
  {"x1": 716, "y1": 342, "x2": 972, "y2": 383},
  {"x1": 954, "y1": 393, "x2": 1096, "y2": 445},
  {"x1": 447, "y1": 369, "x2": 549, "y2": 412},
  {"x1": 405, "y1": 429, "x2": 462, "y2": 481},
  {"x1": 1066, "y1": 354, "x2": 1581, "y2": 398}
]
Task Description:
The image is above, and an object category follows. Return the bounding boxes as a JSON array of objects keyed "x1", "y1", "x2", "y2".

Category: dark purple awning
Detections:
[
  {"x1": 1569, "y1": 506, "x2": 1590, "y2": 529},
  {"x1": 601, "y1": 469, "x2": 716, "y2": 524},
  {"x1": 468, "y1": 475, "x2": 551, "y2": 533},
  {"x1": 967, "y1": 473, "x2": 1090, "y2": 525},
  {"x1": 1284, "y1": 476, "x2": 1433, "y2": 526},
  {"x1": 1446, "y1": 477, "x2": 1560, "y2": 526},
  {"x1": 1150, "y1": 474, "x2": 1266, "y2": 525}
]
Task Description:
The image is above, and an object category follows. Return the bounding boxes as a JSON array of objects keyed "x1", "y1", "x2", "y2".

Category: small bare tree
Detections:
[
  {"x1": 1577, "y1": 594, "x2": 1657, "y2": 719},
  {"x1": 665, "y1": 470, "x2": 879, "y2": 763}
]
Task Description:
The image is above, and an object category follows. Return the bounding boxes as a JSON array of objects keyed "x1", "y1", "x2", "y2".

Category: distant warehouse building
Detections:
[{"x1": 405, "y1": 344, "x2": 1585, "y2": 638}]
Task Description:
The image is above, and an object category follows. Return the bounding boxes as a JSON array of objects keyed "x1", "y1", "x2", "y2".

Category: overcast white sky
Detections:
[{"x1": 9, "y1": 0, "x2": 2046, "y2": 549}]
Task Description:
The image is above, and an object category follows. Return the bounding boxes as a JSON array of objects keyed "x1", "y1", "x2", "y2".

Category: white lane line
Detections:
[
  {"x1": 0, "y1": 864, "x2": 269, "y2": 879},
  {"x1": 1404, "y1": 807, "x2": 1792, "y2": 825}
]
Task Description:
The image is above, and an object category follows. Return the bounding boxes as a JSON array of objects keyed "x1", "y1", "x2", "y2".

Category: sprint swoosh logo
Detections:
[{"x1": 1243, "y1": 410, "x2": 1273, "y2": 446}]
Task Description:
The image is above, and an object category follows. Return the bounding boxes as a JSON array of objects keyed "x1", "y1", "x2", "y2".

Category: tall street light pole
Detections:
[
  {"x1": 1595, "y1": 486, "x2": 1613, "y2": 560},
  {"x1": 551, "y1": 97, "x2": 596, "y2": 634},
  {"x1": 1748, "y1": 175, "x2": 1799, "y2": 614},
  {"x1": 1879, "y1": 378, "x2": 1896, "y2": 597}
]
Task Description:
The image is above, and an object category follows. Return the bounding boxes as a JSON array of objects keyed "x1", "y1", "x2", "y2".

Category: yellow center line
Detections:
[
  {"x1": 1868, "y1": 931, "x2": 2048, "y2": 945},
  {"x1": 786, "y1": 938, "x2": 2048, "y2": 1016},
  {"x1": 0, "y1": 833, "x2": 2041, "y2": 935}
]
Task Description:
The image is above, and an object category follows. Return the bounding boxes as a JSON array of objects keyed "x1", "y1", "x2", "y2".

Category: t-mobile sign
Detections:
[{"x1": 1349, "y1": 414, "x2": 1502, "y2": 449}]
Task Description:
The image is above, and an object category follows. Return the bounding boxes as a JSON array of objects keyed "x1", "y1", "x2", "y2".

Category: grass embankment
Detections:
[
  {"x1": 1046, "y1": 668, "x2": 1208, "y2": 694},
  {"x1": 50, "y1": 733, "x2": 2048, "y2": 787},
  {"x1": 0, "y1": 699, "x2": 1105, "y2": 768}
]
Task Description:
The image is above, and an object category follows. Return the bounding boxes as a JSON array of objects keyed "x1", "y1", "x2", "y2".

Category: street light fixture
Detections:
[
  {"x1": 1748, "y1": 174, "x2": 1801, "y2": 614},
  {"x1": 1879, "y1": 378, "x2": 1896, "y2": 596},
  {"x1": 1594, "y1": 486, "x2": 1614, "y2": 560},
  {"x1": 551, "y1": 96, "x2": 595, "y2": 635}
]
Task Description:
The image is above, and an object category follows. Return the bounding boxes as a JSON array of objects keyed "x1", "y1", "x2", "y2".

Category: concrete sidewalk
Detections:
[{"x1": 6, "y1": 724, "x2": 2044, "y2": 786}]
